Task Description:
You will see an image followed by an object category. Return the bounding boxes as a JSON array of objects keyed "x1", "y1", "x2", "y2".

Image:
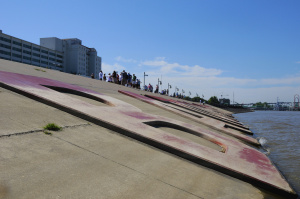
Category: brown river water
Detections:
[{"x1": 234, "y1": 111, "x2": 300, "y2": 196}]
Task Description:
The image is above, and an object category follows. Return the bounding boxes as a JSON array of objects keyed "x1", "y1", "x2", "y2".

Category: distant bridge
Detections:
[
  {"x1": 233, "y1": 94, "x2": 300, "y2": 111},
  {"x1": 234, "y1": 102, "x2": 299, "y2": 111}
]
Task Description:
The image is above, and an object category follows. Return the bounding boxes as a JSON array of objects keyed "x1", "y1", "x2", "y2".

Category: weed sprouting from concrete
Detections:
[
  {"x1": 44, "y1": 130, "x2": 52, "y2": 135},
  {"x1": 35, "y1": 68, "x2": 46, "y2": 72},
  {"x1": 43, "y1": 123, "x2": 62, "y2": 131}
]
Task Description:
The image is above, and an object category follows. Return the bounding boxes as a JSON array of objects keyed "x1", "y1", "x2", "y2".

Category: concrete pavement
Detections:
[{"x1": 0, "y1": 59, "x2": 297, "y2": 199}]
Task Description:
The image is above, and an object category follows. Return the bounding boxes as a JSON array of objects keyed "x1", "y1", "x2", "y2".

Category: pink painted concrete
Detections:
[
  {"x1": 120, "y1": 90, "x2": 258, "y2": 145},
  {"x1": 145, "y1": 94, "x2": 247, "y2": 129},
  {"x1": 0, "y1": 71, "x2": 296, "y2": 197}
]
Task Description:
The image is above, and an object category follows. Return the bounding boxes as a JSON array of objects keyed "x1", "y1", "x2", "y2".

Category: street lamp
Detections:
[
  {"x1": 144, "y1": 72, "x2": 148, "y2": 90},
  {"x1": 168, "y1": 83, "x2": 172, "y2": 95},
  {"x1": 175, "y1": 86, "x2": 179, "y2": 97},
  {"x1": 158, "y1": 78, "x2": 162, "y2": 93}
]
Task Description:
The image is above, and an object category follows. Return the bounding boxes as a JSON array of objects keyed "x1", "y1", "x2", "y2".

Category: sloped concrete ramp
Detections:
[
  {"x1": 0, "y1": 71, "x2": 297, "y2": 198},
  {"x1": 119, "y1": 90, "x2": 259, "y2": 146}
]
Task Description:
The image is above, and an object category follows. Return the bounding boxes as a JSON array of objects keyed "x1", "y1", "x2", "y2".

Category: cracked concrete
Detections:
[
  {"x1": 0, "y1": 123, "x2": 91, "y2": 138},
  {"x1": 0, "y1": 59, "x2": 290, "y2": 199},
  {"x1": 0, "y1": 87, "x2": 89, "y2": 137},
  {"x1": 1, "y1": 124, "x2": 269, "y2": 199}
]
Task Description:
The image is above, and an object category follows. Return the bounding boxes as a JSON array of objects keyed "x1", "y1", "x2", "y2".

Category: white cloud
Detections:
[
  {"x1": 102, "y1": 63, "x2": 125, "y2": 74},
  {"x1": 296, "y1": 61, "x2": 300, "y2": 64},
  {"x1": 217, "y1": 87, "x2": 299, "y2": 104},
  {"x1": 140, "y1": 57, "x2": 167, "y2": 66},
  {"x1": 154, "y1": 75, "x2": 300, "y2": 103},
  {"x1": 140, "y1": 57, "x2": 222, "y2": 77},
  {"x1": 139, "y1": 57, "x2": 300, "y2": 87},
  {"x1": 260, "y1": 76, "x2": 300, "y2": 85},
  {"x1": 103, "y1": 57, "x2": 300, "y2": 103},
  {"x1": 115, "y1": 56, "x2": 137, "y2": 63},
  {"x1": 143, "y1": 70, "x2": 300, "y2": 103}
]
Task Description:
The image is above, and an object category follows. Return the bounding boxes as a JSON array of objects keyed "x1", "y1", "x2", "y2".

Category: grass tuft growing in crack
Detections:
[
  {"x1": 43, "y1": 123, "x2": 62, "y2": 131},
  {"x1": 44, "y1": 130, "x2": 52, "y2": 135},
  {"x1": 35, "y1": 68, "x2": 46, "y2": 72}
]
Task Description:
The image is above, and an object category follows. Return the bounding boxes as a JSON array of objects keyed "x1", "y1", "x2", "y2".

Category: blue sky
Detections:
[{"x1": 1, "y1": 0, "x2": 299, "y2": 103}]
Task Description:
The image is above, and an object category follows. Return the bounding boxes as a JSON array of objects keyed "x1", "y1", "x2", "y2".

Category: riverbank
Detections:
[
  {"x1": 0, "y1": 59, "x2": 297, "y2": 199},
  {"x1": 221, "y1": 106, "x2": 254, "y2": 114},
  {"x1": 234, "y1": 111, "x2": 300, "y2": 196}
]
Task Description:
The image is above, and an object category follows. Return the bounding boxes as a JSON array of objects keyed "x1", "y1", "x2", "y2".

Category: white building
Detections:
[
  {"x1": 0, "y1": 30, "x2": 101, "y2": 78},
  {"x1": 0, "y1": 30, "x2": 64, "y2": 70},
  {"x1": 41, "y1": 37, "x2": 101, "y2": 78}
]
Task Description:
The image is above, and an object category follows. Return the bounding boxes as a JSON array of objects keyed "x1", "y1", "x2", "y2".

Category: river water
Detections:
[{"x1": 234, "y1": 111, "x2": 300, "y2": 196}]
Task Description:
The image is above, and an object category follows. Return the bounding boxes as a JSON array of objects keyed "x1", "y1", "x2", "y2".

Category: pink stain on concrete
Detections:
[
  {"x1": 122, "y1": 111, "x2": 157, "y2": 120},
  {"x1": 0, "y1": 71, "x2": 297, "y2": 197},
  {"x1": 0, "y1": 71, "x2": 101, "y2": 95},
  {"x1": 239, "y1": 148, "x2": 277, "y2": 173},
  {"x1": 120, "y1": 90, "x2": 259, "y2": 146},
  {"x1": 118, "y1": 90, "x2": 154, "y2": 102},
  {"x1": 145, "y1": 94, "x2": 176, "y2": 103}
]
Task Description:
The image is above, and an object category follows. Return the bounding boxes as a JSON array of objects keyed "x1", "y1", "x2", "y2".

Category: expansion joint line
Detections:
[
  {"x1": 53, "y1": 135, "x2": 205, "y2": 199},
  {"x1": 0, "y1": 129, "x2": 43, "y2": 138},
  {"x1": 0, "y1": 123, "x2": 91, "y2": 139}
]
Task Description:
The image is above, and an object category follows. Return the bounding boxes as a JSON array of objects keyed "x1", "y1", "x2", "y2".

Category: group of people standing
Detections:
[
  {"x1": 92, "y1": 71, "x2": 186, "y2": 98},
  {"x1": 98, "y1": 70, "x2": 140, "y2": 89}
]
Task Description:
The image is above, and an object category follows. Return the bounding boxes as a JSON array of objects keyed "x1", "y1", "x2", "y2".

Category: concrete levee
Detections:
[{"x1": 0, "y1": 59, "x2": 297, "y2": 199}]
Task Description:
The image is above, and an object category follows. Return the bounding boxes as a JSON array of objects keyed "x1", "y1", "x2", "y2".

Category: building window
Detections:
[
  {"x1": 23, "y1": 50, "x2": 31, "y2": 55},
  {"x1": 32, "y1": 58, "x2": 40, "y2": 63},
  {"x1": 33, "y1": 47, "x2": 40, "y2": 52},
  {"x1": 23, "y1": 44, "x2": 31, "y2": 49},
  {"x1": 49, "y1": 52, "x2": 56, "y2": 56},
  {"x1": 41, "y1": 50, "x2": 48, "y2": 54},
  {"x1": 0, "y1": 43, "x2": 11, "y2": 49},
  {"x1": 57, "y1": 54, "x2": 63, "y2": 58},
  {"x1": 56, "y1": 59, "x2": 62, "y2": 63},
  {"x1": 33, "y1": 53, "x2": 40, "y2": 57},
  {"x1": 0, "y1": 50, "x2": 11, "y2": 56},
  {"x1": 0, "y1": 56, "x2": 10, "y2": 60},
  {"x1": 49, "y1": 57, "x2": 55, "y2": 61},
  {"x1": 0, "y1": 37, "x2": 11, "y2": 43},
  {"x1": 23, "y1": 56, "x2": 31, "y2": 61},
  {"x1": 12, "y1": 47, "x2": 21, "y2": 52},
  {"x1": 12, "y1": 53, "x2": 21, "y2": 58},
  {"x1": 13, "y1": 41, "x2": 22, "y2": 46},
  {"x1": 41, "y1": 55, "x2": 48, "y2": 59},
  {"x1": 41, "y1": 60, "x2": 48, "y2": 65}
]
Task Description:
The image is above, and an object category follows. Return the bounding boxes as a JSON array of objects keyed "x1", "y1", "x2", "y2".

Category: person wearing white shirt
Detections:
[
  {"x1": 99, "y1": 70, "x2": 103, "y2": 80},
  {"x1": 107, "y1": 73, "x2": 112, "y2": 82}
]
